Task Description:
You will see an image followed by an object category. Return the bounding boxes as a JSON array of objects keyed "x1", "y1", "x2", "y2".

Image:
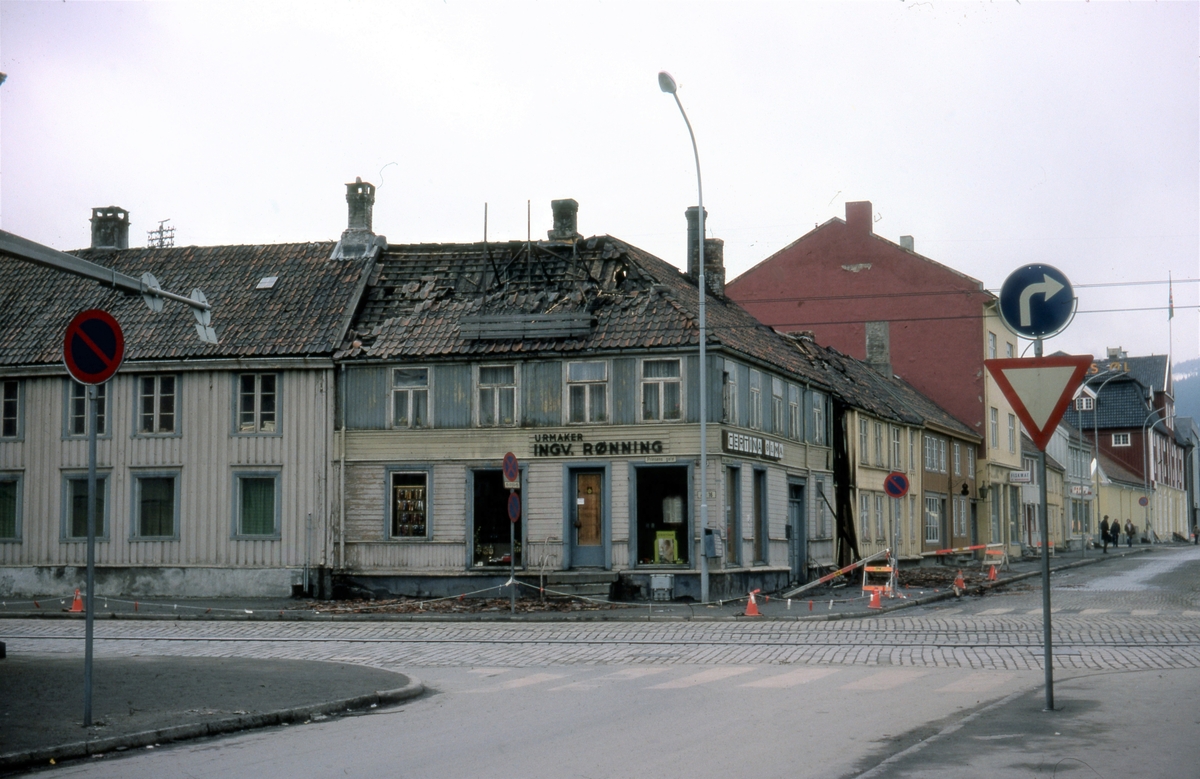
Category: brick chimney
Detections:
[
  {"x1": 547, "y1": 199, "x2": 580, "y2": 241},
  {"x1": 331, "y1": 177, "x2": 383, "y2": 260},
  {"x1": 90, "y1": 206, "x2": 129, "y2": 249},
  {"x1": 899, "y1": 235, "x2": 914, "y2": 251},
  {"x1": 866, "y1": 321, "x2": 891, "y2": 377},
  {"x1": 685, "y1": 206, "x2": 724, "y2": 297},
  {"x1": 845, "y1": 201, "x2": 873, "y2": 235}
]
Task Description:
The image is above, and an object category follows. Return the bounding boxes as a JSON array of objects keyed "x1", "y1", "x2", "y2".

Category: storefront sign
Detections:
[
  {"x1": 530, "y1": 433, "x2": 666, "y2": 458},
  {"x1": 1070, "y1": 485, "x2": 1093, "y2": 498},
  {"x1": 723, "y1": 430, "x2": 784, "y2": 461},
  {"x1": 1009, "y1": 471, "x2": 1032, "y2": 483}
]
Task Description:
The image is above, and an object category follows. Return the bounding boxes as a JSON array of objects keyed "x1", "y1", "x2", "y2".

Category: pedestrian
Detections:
[
  {"x1": 1100, "y1": 516, "x2": 1110, "y2": 553},
  {"x1": 1193, "y1": 523, "x2": 1199, "y2": 546},
  {"x1": 1124, "y1": 519, "x2": 1135, "y2": 548}
]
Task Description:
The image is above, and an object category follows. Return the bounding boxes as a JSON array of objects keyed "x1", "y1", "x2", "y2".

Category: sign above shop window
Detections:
[
  {"x1": 530, "y1": 432, "x2": 667, "y2": 458},
  {"x1": 723, "y1": 430, "x2": 784, "y2": 461}
]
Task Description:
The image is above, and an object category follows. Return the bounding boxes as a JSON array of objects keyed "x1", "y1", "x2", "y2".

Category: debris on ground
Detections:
[
  {"x1": 898, "y1": 568, "x2": 989, "y2": 589},
  {"x1": 294, "y1": 597, "x2": 636, "y2": 614}
]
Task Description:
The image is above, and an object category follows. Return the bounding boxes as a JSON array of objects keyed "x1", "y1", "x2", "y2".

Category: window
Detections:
[
  {"x1": 988, "y1": 332, "x2": 997, "y2": 360},
  {"x1": 967, "y1": 446, "x2": 976, "y2": 478},
  {"x1": 924, "y1": 435, "x2": 943, "y2": 472},
  {"x1": 392, "y1": 368, "x2": 429, "y2": 428},
  {"x1": 817, "y1": 479, "x2": 832, "y2": 538},
  {"x1": 953, "y1": 442, "x2": 962, "y2": 476},
  {"x1": 568, "y1": 361, "x2": 608, "y2": 423},
  {"x1": 135, "y1": 475, "x2": 177, "y2": 538},
  {"x1": 479, "y1": 365, "x2": 517, "y2": 426},
  {"x1": 939, "y1": 439, "x2": 947, "y2": 473},
  {"x1": 908, "y1": 429, "x2": 916, "y2": 474},
  {"x1": 722, "y1": 369, "x2": 738, "y2": 425},
  {"x1": 990, "y1": 408, "x2": 999, "y2": 448},
  {"x1": 874, "y1": 493, "x2": 885, "y2": 540},
  {"x1": 65, "y1": 475, "x2": 107, "y2": 539},
  {"x1": 860, "y1": 492, "x2": 871, "y2": 540},
  {"x1": 771, "y1": 377, "x2": 784, "y2": 434},
  {"x1": 725, "y1": 467, "x2": 740, "y2": 563},
  {"x1": 1112, "y1": 432, "x2": 1131, "y2": 447},
  {"x1": 747, "y1": 370, "x2": 762, "y2": 429},
  {"x1": 811, "y1": 392, "x2": 826, "y2": 444},
  {"x1": 238, "y1": 374, "x2": 277, "y2": 433},
  {"x1": 1075, "y1": 397, "x2": 1094, "y2": 411},
  {"x1": 1006, "y1": 342, "x2": 1014, "y2": 359},
  {"x1": 991, "y1": 490, "x2": 1001, "y2": 541},
  {"x1": 925, "y1": 496, "x2": 941, "y2": 543},
  {"x1": 390, "y1": 471, "x2": 429, "y2": 538},
  {"x1": 68, "y1": 381, "x2": 107, "y2": 436},
  {"x1": 642, "y1": 359, "x2": 681, "y2": 422},
  {"x1": 0, "y1": 475, "x2": 19, "y2": 539},
  {"x1": 909, "y1": 494, "x2": 917, "y2": 545},
  {"x1": 788, "y1": 385, "x2": 801, "y2": 440},
  {"x1": 1023, "y1": 457, "x2": 1038, "y2": 485},
  {"x1": 2, "y1": 380, "x2": 19, "y2": 439},
  {"x1": 952, "y1": 495, "x2": 965, "y2": 537},
  {"x1": 138, "y1": 375, "x2": 176, "y2": 434},
  {"x1": 892, "y1": 427, "x2": 903, "y2": 470},
  {"x1": 1008, "y1": 413, "x2": 1017, "y2": 453},
  {"x1": 874, "y1": 422, "x2": 885, "y2": 467},
  {"x1": 859, "y1": 419, "x2": 870, "y2": 465},
  {"x1": 236, "y1": 475, "x2": 278, "y2": 536}
]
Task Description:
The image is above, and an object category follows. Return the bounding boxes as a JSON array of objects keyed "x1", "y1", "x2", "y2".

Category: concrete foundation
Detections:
[{"x1": 0, "y1": 566, "x2": 300, "y2": 598}]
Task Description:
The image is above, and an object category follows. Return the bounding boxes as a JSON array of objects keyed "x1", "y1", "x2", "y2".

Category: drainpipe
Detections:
[{"x1": 339, "y1": 363, "x2": 347, "y2": 569}]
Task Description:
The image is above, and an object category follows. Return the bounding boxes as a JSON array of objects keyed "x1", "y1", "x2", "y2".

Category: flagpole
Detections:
[{"x1": 1168, "y1": 272, "x2": 1173, "y2": 369}]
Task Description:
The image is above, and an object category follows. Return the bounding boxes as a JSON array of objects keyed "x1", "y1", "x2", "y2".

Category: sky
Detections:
[{"x1": 1, "y1": 0, "x2": 1197, "y2": 367}]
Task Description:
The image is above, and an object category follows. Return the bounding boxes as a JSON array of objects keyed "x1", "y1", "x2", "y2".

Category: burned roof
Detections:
[
  {"x1": 0, "y1": 242, "x2": 368, "y2": 366},
  {"x1": 338, "y1": 234, "x2": 837, "y2": 391}
]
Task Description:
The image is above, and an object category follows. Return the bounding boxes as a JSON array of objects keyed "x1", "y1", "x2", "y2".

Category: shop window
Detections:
[
  {"x1": 236, "y1": 474, "x2": 278, "y2": 537},
  {"x1": 722, "y1": 369, "x2": 738, "y2": 425},
  {"x1": 725, "y1": 467, "x2": 740, "y2": 564},
  {"x1": 390, "y1": 471, "x2": 429, "y2": 539},
  {"x1": 635, "y1": 466, "x2": 688, "y2": 565},
  {"x1": 68, "y1": 380, "x2": 107, "y2": 436},
  {"x1": 65, "y1": 475, "x2": 108, "y2": 539},
  {"x1": 135, "y1": 474, "x2": 177, "y2": 538},
  {"x1": 392, "y1": 368, "x2": 429, "y2": 429},
  {"x1": 567, "y1": 361, "x2": 608, "y2": 424},
  {"x1": 641, "y1": 359, "x2": 681, "y2": 422},
  {"x1": 479, "y1": 366, "x2": 517, "y2": 426},
  {"x1": 473, "y1": 470, "x2": 520, "y2": 566},
  {"x1": 747, "y1": 370, "x2": 762, "y2": 430},
  {"x1": 1, "y1": 380, "x2": 17, "y2": 439},
  {"x1": 0, "y1": 475, "x2": 19, "y2": 539},
  {"x1": 238, "y1": 373, "x2": 277, "y2": 433},
  {"x1": 138, "y1": 375, "x2": 176, "y2": 434}
]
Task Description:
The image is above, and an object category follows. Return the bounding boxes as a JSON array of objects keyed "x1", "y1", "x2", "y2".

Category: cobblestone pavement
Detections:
[{"x1": 5, "y1": 547, "x2": 1198, "y2": 676}]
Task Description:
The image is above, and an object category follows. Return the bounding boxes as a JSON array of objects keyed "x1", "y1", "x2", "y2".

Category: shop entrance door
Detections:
[
  {"x1": 788, "y1": 483, "x2": 806, "y2": 583},
  {"x1": 571, "y1": 471, "x2": 604, "y2": 568}
]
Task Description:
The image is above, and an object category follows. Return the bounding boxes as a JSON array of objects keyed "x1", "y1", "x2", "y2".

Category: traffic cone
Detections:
[
  {"x1": 69, "y1": 589, "x2": 83, "y2": 613},
  {"x1": 954, "y1": 570, "x2": 966, "y2": 590},
  {"x1": 988, "y1": 564, "x2": 997, "y2": 582},
  {"x1": 867, "y1": 588, "x2": 882, "y2": 609},
  {"x1": 743, "y1": 589, "x2": 762, "y2": 617}
]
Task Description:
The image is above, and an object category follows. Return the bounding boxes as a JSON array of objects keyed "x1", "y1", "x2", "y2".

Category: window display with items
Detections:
[{"x1": 391, "y1": 472, "x2": 428, "y2": 537}]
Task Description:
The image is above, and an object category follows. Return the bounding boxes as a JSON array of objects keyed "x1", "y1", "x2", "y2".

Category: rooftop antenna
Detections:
[{"x1": 147, "y1": 219, "x2": 175, "y2": 249}]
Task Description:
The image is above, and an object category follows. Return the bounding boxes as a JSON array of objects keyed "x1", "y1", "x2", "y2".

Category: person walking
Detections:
[
  {"x1": 1100, "y1": 516, "x2": 1110, "y2": 553},
  {"x1": 1124, "y1": 519, "x2": 1135, "y2": 548}
]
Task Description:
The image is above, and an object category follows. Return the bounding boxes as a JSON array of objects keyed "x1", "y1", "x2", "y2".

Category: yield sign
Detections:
[{"x1": 985, "y1": 355, "x2": 1093, "y2": 452}]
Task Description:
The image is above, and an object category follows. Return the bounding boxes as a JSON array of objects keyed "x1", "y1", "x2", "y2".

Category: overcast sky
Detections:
[{"x1": 2, "y1": 0, "x2": 1196, "y2": 366}]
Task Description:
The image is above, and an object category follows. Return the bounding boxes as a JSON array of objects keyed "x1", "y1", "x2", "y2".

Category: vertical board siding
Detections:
[
  {"x1": 0, "y1": 370, "x2": 332, "y2": 573},
  {"x1": 345, "y1": 366, "x2": 388, "y2": 430},
  {"x1": 686, "y1": 354, "x2": 699, "y2": 423},
  {"x1": 522, "y1": 361, "x2": 562, "y2": 427},
  {"x1": 736, "y1": 363, "x2": 749, "y2": 427},
  {"x1": 612, "y1": 358, "x2": 636, "y2": 425},
  {"x1": 433, "y1": 364, "x2": 471, "y2": 429}
]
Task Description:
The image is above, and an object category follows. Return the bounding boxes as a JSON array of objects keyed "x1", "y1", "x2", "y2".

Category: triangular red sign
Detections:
[{"x1": 985, "y1": 355, "x2": 1093, "y2": 451}]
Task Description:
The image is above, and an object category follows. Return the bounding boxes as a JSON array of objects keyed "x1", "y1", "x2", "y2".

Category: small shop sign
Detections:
[
  {"x1": 530, "y1": 432, "x2": 666, "y2": 458},
  {"x1": 723, "y1": 430, "x2": 784, "y2": 461}
]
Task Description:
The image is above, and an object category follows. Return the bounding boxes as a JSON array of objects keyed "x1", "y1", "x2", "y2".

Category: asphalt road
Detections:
[{"x1": 7, "y1": 545, "x2": 1200, "y2": 778}]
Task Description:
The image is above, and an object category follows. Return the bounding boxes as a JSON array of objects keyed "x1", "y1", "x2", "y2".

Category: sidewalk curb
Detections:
[{"x1": 0, "y1": 675, "x2": 424, "y2": 774}]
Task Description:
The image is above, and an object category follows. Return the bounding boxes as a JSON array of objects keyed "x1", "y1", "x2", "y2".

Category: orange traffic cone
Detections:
[
  {"x1": 954, "y1": 570, "x2": 966, "y2": 590},
  {"x1": 988, "y1": 564, "x2": 997, "y2": 582},
  {"x1": 867, "y1": 588, "x2": 882, "y2": 609},
  {"x1": 69, "y1": 588, "x2": 83, "y2": 613},
  {"x1": 744, "y1": 589, "x2": 762, "y2": 617}
]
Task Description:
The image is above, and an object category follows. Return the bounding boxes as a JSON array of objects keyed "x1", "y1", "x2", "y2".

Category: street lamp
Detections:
[
  {"x1": 659, "y1": 71, "x2": 710, "y2": 604},
  {"x1": 1141, "y1": 407, "x2": 1169, "y2": 541},
  {"x1": 1084, "y1": 369, "x2": 1127, "y2": 553}
]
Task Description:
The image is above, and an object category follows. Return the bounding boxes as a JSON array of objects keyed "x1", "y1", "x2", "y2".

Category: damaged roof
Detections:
[
  {"x1": 0, "y1": 242, "x2": 368, "y2": 366},
  {"x1": 338, "y1": 234, "x2": 837, "y2": 391}
]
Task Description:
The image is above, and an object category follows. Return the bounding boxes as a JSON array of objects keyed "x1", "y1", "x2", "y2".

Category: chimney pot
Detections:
[
  {"x1": 548, "y1": 199, "x2": 580, "y2": 240},
  {"x1": 899, "y1": 235, "x2": 914, "y2": 251},
  {"x1": 845, "y1": 201, "x2": 873, "y2": 235},
  {"x1": 90, "y1": 206, "x2": 130, "y2": 250},
  {"x1": 331, "y1": 177, "x2": 381, "y2": 260}
]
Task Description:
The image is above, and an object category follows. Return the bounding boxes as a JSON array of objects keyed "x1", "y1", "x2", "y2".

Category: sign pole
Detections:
[
  {"x1": 1033, "y1": 337, "x2": 1055, "y2": 711},
  {"x1": 83, "y1": 384, "x2": 97, "y2": 727},
  {"x1": 510, "y1": 490, "x2": 516, "y2": 615}
]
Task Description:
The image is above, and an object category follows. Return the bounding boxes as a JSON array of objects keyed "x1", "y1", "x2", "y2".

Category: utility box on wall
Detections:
[{"x1": 650, "y1": 574, "x2": 674, "y2": 602}]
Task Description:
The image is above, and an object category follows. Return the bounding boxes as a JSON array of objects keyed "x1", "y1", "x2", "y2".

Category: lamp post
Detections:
[
  {"x1": 1085, "y1": 369, "x2": 1126, "y2": 553},
  {"x1": 659, "y1": 71, "x2": 710, "y2": 604},
  {"x1": 1141, "y1": 407, "x2": 1169, "y2": 541}
]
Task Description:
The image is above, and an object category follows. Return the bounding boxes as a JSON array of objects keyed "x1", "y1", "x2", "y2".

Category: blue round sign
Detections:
[
  {"x1": 507, "y1": 491, "x2": 521, "y2": 523},
  {"x1": 998, "y1": 264, "x2": 1075, "y2": 339},
  {"x1": 883, "y1": 471, "x2": 910, "y2": 499}
]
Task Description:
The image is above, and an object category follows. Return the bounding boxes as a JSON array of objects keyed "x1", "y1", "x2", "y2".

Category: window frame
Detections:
[
  {"x1": 990, "y1": 407, "x2": 999, "y2": 449},
  {"x1": 874, "y1": 422, "x2": 885, "y2": 467},
  {"x1": 924, "y1": 495, "x2": 941, "y2": 544},
  {"x1": 61, "y1": 471, "x2": 111, "y2": 541},
  {"x1": 860, "y1": 490, "x2": 871, "y2": 540},
  {"x1": 1075, "y1": 396, "x2": 1094, "y2": 411},
  {"x1": 788, "y1": 384, "x2": 801, "y2": 440},
  {"x1": 722, "y1": 368, "x2": 738, "y2": 426},
  {"x1": 771, "y1": 377, "x2": 785, "y2": 435},
  {"x1": 859, "y1": 418, "x2": 870, "y2": 465},
  {"x1": 131, "y1": 470, "x2": 181, "y2": 540},
  {"x1": 135, "y1": 374, "x2": 179, "y2": 437},
  {"x1": 747, "y1": 370, "x2": 762, "y2": 430},
  {"x1": 232, "y1": 470, "x2": 282, "y2": 539},
  {"x1": 1112, "y1": 432, "x2": 1131, "y2": 447},
  {"x1": 2, "y1": 379, "x2": 23, "y2": 441},
  {"x1": 235, "y1": 373, "x2": 280, "y2": 436},
  {"x1": 641, "y1": 357, "x2": 683, "y2": 423},
  {"x1": 64, "y1": 379, "x2": 110, "y2": 440},
  {"x1": 967, "y1": 445, "x2": 976, "y2": 478},
  {"x1": 566, "y1": 360, "x2": 609, "y2": 425},
  {"x1": 391, "y1": 367, "x2": 431, "y2": 430},
  {"x1": 385, "y1": 465, "x2": 433, "y2": 540},
  {"x1": 1007, "y1": 413, "x2": 1017, "y2": 453},
  {"x1": 810, "y1": 391, "x2": 826, "y2": 445},
  {"x1": 477, "y1": 364, "x2": 519, "y2": 427},
  {"x1": 987, "y1": 331, "x2": 997, "y2": 360},
  {"x1": 892, "y1": 427, "x2": 903, "y2": 470},
  {"x1": 874, "y1": 492, "x2": 885, "y2": 540},
  {"x1": 0, "y1": 472, "x2": 21, "y2": 541},
  {"x1": 953, "y1": 442, "x2": 962, "y2": 476}
]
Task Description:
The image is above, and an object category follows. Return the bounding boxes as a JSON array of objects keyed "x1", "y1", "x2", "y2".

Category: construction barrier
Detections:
[
  {"x1": 782, "y1": 548, "x2": 890, "y2": 599},
  {"x1": 981, "y1": 544, "x2": 1010, "y2": 572},
  {"x1": 921, "y1": 543, "x2": 988, "y2": 558},
  {"x1": 1031, "y1": 540, "x2": 1056, "y2": 557}
]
